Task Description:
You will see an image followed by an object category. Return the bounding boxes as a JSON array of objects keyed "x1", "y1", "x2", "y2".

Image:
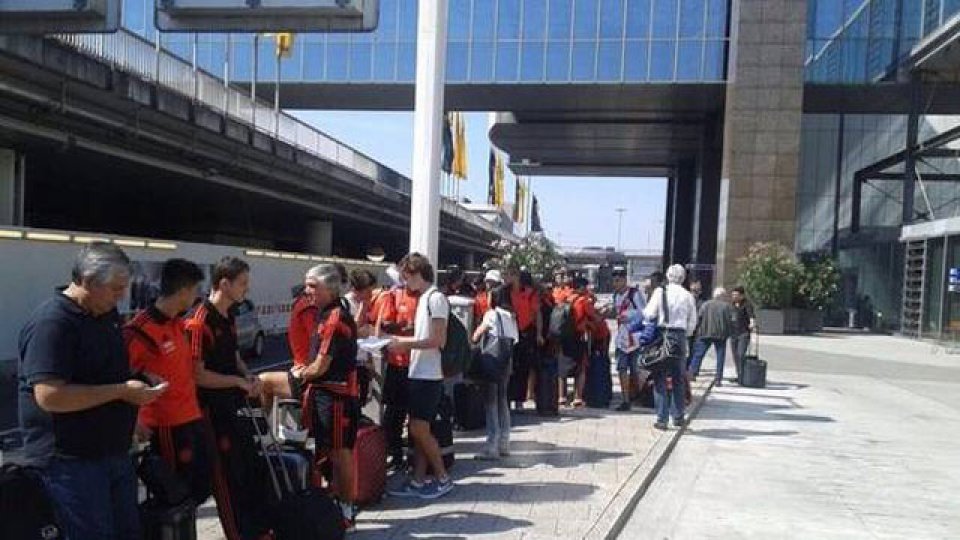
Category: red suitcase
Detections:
[{"x1": 332, "y1": 418, "x2": 387, "y2": 507}]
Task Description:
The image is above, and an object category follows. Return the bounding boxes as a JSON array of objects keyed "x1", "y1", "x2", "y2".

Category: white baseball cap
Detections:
[{"x1": 484, "y1": 269, "x2": 503, "y2": 284}]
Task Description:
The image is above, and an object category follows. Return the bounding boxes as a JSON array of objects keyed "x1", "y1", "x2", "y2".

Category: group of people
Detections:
[{"x1": 16, "y1": 239, "x2": 757, "y2": 540}]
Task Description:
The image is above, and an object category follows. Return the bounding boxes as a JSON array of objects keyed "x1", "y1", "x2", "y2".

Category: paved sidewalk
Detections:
[
  {"x1": 620, "y1": 332, "x2": 960, "y2": 539},
  {"x1": 197, "y1": 370, "x2": 714, "y2": 539}
]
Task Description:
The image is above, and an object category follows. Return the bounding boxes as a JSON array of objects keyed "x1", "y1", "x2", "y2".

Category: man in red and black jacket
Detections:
[
  {"x1": 298, "y1": 264, "x2": 361, "y2": 531},
  {"x1": 376, "y1": 282, "x2": 420, "y2": 470}
]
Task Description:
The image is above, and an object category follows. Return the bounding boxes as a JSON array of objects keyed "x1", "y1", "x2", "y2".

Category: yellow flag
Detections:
[
  {"x1": 275, "y1": 33, "x2": 294, "y2": 59},
  {"x1": 454, "y1": 112, "x2": 468, "y2": 179},
  {"x1": 494, "y1": 154, "x2": 505, "y2": 206}
]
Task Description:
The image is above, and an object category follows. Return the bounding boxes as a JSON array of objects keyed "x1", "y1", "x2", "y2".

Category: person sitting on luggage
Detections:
[
  {"x1": 125, "y1": 258, "x2": 211, "y2": 506},
  {"x1": 471, "y1": 286, "x2": 519, "y2": 460},
  {"x1": 298, "y1": 264, "x2": 361, "y2": 531},
  {"x1": 258, "y1": 282, "x2": 317, "y2": 418}
]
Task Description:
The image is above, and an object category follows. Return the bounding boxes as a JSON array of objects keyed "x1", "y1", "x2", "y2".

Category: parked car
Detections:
[{"x1": 231, "y1": 299, "x2": 265, "y2": 358}]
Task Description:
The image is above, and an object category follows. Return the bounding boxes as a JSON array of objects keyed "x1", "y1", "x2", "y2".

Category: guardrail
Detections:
[{"x1": 50, "y1": 29, "x2": 517, "y2": 241}]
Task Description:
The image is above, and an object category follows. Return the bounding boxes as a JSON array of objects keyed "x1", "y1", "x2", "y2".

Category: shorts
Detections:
[
  {"x1": 616, "y1": 349, "x2": 641, "y2": 376},
  {"x1": 312, "y1": 390, "x2": 360, "y2": 451},
  {"x1": 407, "y1": 379, "x2": 443, "y2": 422},
  {"x1": 287, "y1": 370, "x2": 305, "y2": 401}
]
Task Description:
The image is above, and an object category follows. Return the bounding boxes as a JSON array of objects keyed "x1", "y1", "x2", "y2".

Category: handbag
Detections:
[
  {"x1": 470, "y1": 311, "x2": 515, "y2": 382},
  {"x1": 639, "y1": 286, "x2": 684, "y2": 369}
]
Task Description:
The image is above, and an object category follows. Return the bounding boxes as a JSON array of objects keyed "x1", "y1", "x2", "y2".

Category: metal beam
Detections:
[{"x1": 868, "y1": 172, "x2": 960, "y2": 182}]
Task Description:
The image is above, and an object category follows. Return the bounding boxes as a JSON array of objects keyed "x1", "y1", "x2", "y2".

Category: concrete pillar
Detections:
[
  {"x1": 662, "y1": 175, "x2": 676, "y2": 269},
  {"x1": 695, "y1": 119, "x2": 722, "y2": 267},
  {"x1": 408, "y1": 0, "x2": 448, "y2": 263},
  {"x1": 0, "y1": 149, "x2": 24, "y2": 226},
  {"x1": 716, "y1": 0, "x2": 806, "y2": 286},
  {"x1": 306, "y1": 220, "x2": 332, "y2": 256},
  {"x1": 672, "y1": 159, "x2": 697, "y2": 265}
]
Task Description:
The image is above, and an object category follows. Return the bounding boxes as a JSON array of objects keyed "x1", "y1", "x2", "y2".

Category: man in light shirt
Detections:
[
  {"x1": 387, "y1": 253, "x2": 454, "y2": 500},
  {"x1": 643, "y1": 265, "x2": 698, "y2": 430}
]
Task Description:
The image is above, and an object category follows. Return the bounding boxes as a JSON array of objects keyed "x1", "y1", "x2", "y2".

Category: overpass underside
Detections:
[{"x1": 0, "y1": 34, "x2": 505, "y2": 267}]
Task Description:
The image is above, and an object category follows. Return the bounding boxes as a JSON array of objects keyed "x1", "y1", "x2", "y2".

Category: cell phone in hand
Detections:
[{"x1": 152, "y1": 381, "x2": 170, "y2": 392}]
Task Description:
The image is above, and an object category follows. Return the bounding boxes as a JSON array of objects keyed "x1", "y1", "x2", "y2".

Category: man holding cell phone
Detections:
[
  {"x1": 125, "y1": 258, "x2": 211, "y2": 505},
  {"x1": 18, "y1": 242, "x2": 166, "y2": 540}
]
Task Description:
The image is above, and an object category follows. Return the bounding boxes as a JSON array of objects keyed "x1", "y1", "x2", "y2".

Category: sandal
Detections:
[{"x1": 571, "y1": 399, "x2": 584, "y2": 408}]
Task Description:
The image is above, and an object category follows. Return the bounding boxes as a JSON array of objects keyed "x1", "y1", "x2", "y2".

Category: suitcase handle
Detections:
[
  {"x1": 751, "y1": 325, "x2": 760, "y2": 358},
  {"x1": 244, "y1": 404, "x2": 296, "y2": 501}
]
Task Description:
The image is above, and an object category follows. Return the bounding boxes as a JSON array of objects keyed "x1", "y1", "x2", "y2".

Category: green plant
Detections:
[
  {"x1": 736, "y1": 242, "x2": 802, "y2": 309},
  {"x1": 796, "y1": 253, "x2": 841, "y2": 310},
  {"x1": 488, "y1": 233, "x2": 565, "y2": 279}
]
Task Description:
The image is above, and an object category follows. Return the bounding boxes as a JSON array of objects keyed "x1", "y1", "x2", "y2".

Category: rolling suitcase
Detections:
[
  {"x1": 247, "y1": 406, "x2": 345, "y2": 540},
  {"x1": 584, "y1": 348, "x2": 612, "y2": 409},
  {"x1": 343, "y1": 418, "x2": 387, "y2": 507},
  {"x1": 535, "y1": 356, "x2": 559, "y2": 417},
  {"x1": 453, "y1": 382, "x2": 486, "y2": 431},
  {"x1": 740, "y1": 329, "x2": 767, "y2": 388}
]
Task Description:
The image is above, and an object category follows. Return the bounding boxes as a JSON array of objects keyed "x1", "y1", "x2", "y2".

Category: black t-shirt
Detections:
[
  {"x1": 18, "y1": 294, "x2": 137, "y2": 466},
  {"x1": 186, "y1": 300, "x2": 242, "y2": 406}
]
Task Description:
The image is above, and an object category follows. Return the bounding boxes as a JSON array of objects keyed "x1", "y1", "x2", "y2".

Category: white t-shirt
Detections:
[
  {"x1": 409, "y1": 286, "x2": 448, "y2": 381},
  {"x1": 480, "y1": 308, "x2": 519, "y2": 342}
]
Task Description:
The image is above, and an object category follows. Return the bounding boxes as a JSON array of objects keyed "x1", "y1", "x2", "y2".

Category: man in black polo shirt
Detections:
[
  {"x1": 186, "y1": 256, "x2": 270, "y2": 540},
  {"x1": 18, "y1": 242, "x2": 166, "y2": 540}
]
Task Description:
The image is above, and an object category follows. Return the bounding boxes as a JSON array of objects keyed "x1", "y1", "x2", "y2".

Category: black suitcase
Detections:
[
  {"x1": 739, "y1": 330, "x2": 767, "y2": 388},
  {"x1": 453, "y1": 382, "x2": 486, "y2": 431},
  {"x1": 535, "y1": 356, "x2": 559, "y2": 417},
  {"x1": 141, "y1": 498, "x2": 197, "y2": 540}
]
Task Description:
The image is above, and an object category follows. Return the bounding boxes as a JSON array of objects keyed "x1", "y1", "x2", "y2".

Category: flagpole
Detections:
[{"x1": 527, "y1": 176, "x2": 534, "y2": 235}]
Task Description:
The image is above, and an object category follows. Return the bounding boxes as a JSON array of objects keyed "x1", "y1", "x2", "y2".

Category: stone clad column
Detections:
[{"x1": 716, "y1": 0, "x2": 806, "y2": 285}]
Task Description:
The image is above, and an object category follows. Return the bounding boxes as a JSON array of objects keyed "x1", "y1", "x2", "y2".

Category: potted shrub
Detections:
[
  {"x1": 736, "y1": 242, "x2": 803, "y2": 334},
  {"x1": 795, "y1": 253, "x2": 841, "y2": 332}
]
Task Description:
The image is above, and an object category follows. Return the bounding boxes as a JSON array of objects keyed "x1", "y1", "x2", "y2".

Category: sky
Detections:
[{"x1": 292, "y1": 110, "x2": 667, "y2": 252}]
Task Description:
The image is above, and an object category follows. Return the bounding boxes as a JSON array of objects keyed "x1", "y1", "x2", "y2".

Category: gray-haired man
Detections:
[{"x1": 19, "y1": 242, "x2": 166, "y2": 540}]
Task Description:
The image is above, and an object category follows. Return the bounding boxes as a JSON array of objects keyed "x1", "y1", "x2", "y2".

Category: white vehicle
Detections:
[{"x1": 0, "y1": 225, "x2": 388, "y2": 367}]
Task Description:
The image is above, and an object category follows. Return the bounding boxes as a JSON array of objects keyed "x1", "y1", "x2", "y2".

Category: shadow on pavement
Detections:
[
  {"x1": 698, "y1": 397, "x2": 835, "y2": 424},
  {"x1": 688, "y1": 428, "x2": 800, "y2": 440},
  {"x1": 355, "y1": 511, "x2": 533, "y2": 539}
]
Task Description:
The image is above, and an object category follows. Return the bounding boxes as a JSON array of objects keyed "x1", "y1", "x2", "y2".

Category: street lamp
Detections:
[{"x1": 615, "y1": 208, "x2": 627, "y2": 251}]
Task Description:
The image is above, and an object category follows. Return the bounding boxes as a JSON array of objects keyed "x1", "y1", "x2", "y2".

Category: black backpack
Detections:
[
  {"x1": 426, "y1": 291, "x2": 472, "y2": 378},
  {"x1": 549, "y1": 296, "x2": 582, "y2": 358},
  {"x1": 0, "y1": 463, "x2": 63, "y2": 540}
]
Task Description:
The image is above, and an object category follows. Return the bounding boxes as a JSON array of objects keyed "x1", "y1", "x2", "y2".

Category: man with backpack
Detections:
[
  {"x1": 611, "y1": 268, "x2": 646, "y2": 411},
  {"x1": 387, "y1": 253, "x2": 455, "y2": 500},
  {"x1": 551, "y1": 276, "x2": 595, "y2": 408},
  {"x1": 125, "y1": 259, "x2": 211, "y2": 506}
]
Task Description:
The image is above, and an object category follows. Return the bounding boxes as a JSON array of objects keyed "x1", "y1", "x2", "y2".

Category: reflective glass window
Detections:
[
  {"x1": 123, "y1": 0, "x2": 146, "y2": 34},
  {"x1": 521, "y1": 42, "x2": 546, "y2": 80},
  {"x1": 397, "y1": 43, "x2": 416, "y2": 81},
  {"x1": 705, "y1": 0, "x2": 726, "y2": 37},
  {"x1": 231, "y1": 41, "x2": 253, "y2": 81},
  {"x1": 449, "y1": 0, "x2": 471, "y2": 40},
  {"x1": 702, "y1": 39, "x2": 725, "y2": 80},
  {"x1": 625, "y1": 0, "x2": 651, "y2": 38},
  {"x1": 327, "y1": 43, "x2": 349, "y2": 81},
  {"x1": 497, "y1": 42, "x2": 520, "y2": 80},
  {"x1": 600, "y1": 0, "x2": 624, "y2": 38},
  {"x1": 471, "y1": 42, "x2": 496, "y2": 81},
  {"x1": 164, "y1": 36, "x2": 191, "y2": 61},
  {"x1": 378, "y1": 0, "x2": 399, "y2": 39},
  {"x1": 279, "y1": 45, "x2": 299, "y2": 80},
  {"x1": 399, "y1": 0, "x2": 418, "y2": 41},
  {"x1": 623, "y1": 40, "x2": 649, "y2": 80},
  {"x1": 546, "y1": 41, "x2": 571, "y2": 80},
  {"x1": 572, "y1": 41, "x2": 596, "y2": 80},
  {"x1": 676, "y1": 40, "x2": 702, "y2": 80},
  {"x1": 523, "y1": 0, "x2": 548, "y2": 40},
  {"x1": 549, "y1": 0, "x2": 573, "y2": 39},
  {"x1": 350, "y1": 43, "x2": 373, "y2": 81},
  {"x1": 304, "y1": 42, "x2": 325, "y2": 80},
  {"x1": 474, "y1": 1, "x2": 497, "y2": 40},
  {"x1": 597, "y1": 41, "x2": 622, "y2": 80},
  {"x1": 446, "y1": 42, "x2": 469, "y2": 82},
  {"x1": 574, "y1": 0, "x2": 598, "y2": 39},
  {"x1": 374, "y1": 43, "x2": 396, "y2": 81},
  {"x1": 679, "y1": 0, "x2": 705, "y2": 38},
  {"x1": 499, "y1": 0, "x2": 522, "y2": 39},
  {"x1": 652, "y1": 0, "x2": 678, "y2": 39},
  {"x1": 649, "y1": 40, "x2": 675, "y2": 80}
]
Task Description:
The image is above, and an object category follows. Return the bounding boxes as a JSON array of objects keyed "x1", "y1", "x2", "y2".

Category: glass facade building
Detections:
[{"x1": 121, "y1": 0, "x2": 730, "y2": 84}]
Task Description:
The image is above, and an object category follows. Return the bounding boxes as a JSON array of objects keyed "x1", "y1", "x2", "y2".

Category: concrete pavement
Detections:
[{"x1": 619, "y1": 333, "x2": 960, "y2": 540}]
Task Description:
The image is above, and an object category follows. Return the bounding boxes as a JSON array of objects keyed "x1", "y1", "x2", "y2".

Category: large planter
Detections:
[{"x1": 757, "y1": 308, "x2": 822, "y2": 334}]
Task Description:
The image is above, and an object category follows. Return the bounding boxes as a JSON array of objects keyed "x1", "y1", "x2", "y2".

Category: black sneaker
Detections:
[
  {"x1": 673, "y1": 417, "x2": 686, "y2": 428},
  {"x1": 653, "y1": 421, "x2": 668, "y2": 430},
  {"x1": 615, "y1": 401, "x2": 631, "y2": 412}
]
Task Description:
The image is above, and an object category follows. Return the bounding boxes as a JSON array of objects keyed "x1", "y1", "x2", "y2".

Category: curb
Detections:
[{"x1": 582, "y1": 378, "x2": 716, "y2": 540}]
